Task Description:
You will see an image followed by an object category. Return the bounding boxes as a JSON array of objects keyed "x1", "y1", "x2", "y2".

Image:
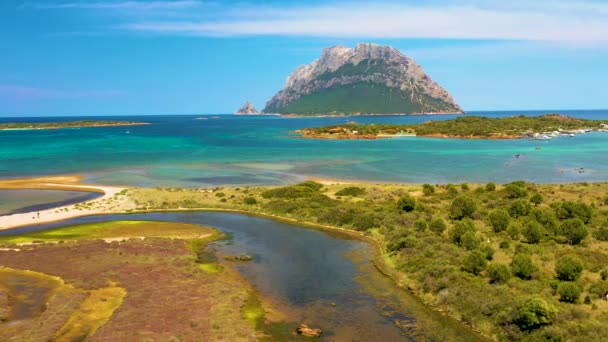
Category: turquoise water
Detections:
[{"x1": 1, "y1": 110, "x2": 607, "y2": 186}]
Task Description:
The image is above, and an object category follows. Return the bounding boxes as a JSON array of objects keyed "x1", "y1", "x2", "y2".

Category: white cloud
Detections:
[
  {"x1": 119, "y1": 1, "x2": 608, "y2": 46},
  {"x1": 33, "y1": 1, "x2": 202, "y2": 10}
]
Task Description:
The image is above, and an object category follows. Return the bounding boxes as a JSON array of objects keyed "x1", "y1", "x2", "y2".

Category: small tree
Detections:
[
  {"x1": 449, "y1": 196, "x2": 477, "y2": 220},
  {"x1": 422, "y1": 184, "x2": 435, "y2": 196},
  {"x1": 522, "y1": 220, "x2": 545, "y2": 244},
  {"x1": 414, "y1": 219, "x2": 428, "y2": 232},
  {"x1": 507, "y1": 222, "x2": 521, "y2": 240},
  {"x1": 555, "y1": 255, "x2": 583, "y2": 281},
  {"x1": 557, "y1": 283, "x2": 581, "y2": 303},
  {"x1": 461, "y1": 231, "x2": 480, "y2": 251},
  {"x1": 513, "y1": 296, "x2": 558, "y2": 331},
  {"x1": 505, "y1": 183, "x2": 528, "y2": 199},
  {"x1": 488, "y1": 209, "x2": 511, "y2": 233},
  {"x1": 487, "y1": 263, "x2": 511, "y2": 284},
  {"x1": 512, "y1": 254, "x2": 537, "y2": 280},
  {"x1": 509, "y1": 200, "x2": 531, "y2": 218},
  {"x1": 450, "y1": 218, "x2": 476, "y2": 245},
  {"x1": 429, "y1": 217, "x2": 447, "y2": 234},
  {"x1": 559, "y1": 218, "x2": 588, "y2": 245},
  {"x1": 397, "y1": 194, "x2": 417, "y2": 212},
  {"x1": 462, "y1": 250, "x2": 487, "y2": 275},
  {"x1": 530, "y1": 208, "x2": 559, "y2": 235},
  {"x1": 556, "y1": 201, "x2": 592, "y2": 224},
  {"x1": 530, "y1": 193, "x2": 543, "y2": 206}
]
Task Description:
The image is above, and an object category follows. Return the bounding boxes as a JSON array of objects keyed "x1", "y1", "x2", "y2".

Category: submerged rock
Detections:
[{"x1": 297, "y1": 324, "x2": 322, "y2": 337}]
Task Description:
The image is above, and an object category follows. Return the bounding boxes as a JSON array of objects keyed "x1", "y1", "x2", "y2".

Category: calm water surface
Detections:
[
  {"x1": 1, "y1": 212, "x2": 484, "y2": 341},
  {"x1": 0, "y1": 190, "x2": 101, "y2": 215},
  {"x1": 1, "y1": 110, "x2": 607, "y2": 186}
]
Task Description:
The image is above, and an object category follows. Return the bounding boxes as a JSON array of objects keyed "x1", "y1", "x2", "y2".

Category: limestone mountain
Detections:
[
  {"x1": 235, "y1": 101, "x2": 259, "y2": 115},
  {"x1": 262, "y1": 43, "x2": 463, "y2": 115}
]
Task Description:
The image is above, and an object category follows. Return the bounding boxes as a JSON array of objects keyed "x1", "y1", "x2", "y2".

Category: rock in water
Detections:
[
  {"x1": 235, "y1": 101, "x2": 259, "y2": 115},
  {"x1": 263, "y1": 43, "x2": 462, "y2": 115},
  {"x1": 296, "y1": 324, "x2": 322, "y2": 337}
]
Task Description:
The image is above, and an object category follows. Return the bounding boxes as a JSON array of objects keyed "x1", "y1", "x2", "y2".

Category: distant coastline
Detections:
[{"x1": 0, "y1": 120, "x2": 148, "y2": 131}]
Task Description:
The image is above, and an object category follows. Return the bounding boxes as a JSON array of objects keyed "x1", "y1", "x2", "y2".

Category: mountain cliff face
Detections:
[
  {"x1": 235, "y1": 101, "x2": 259, "y2": 115},
  {"x1": 262, "y1": 43, "x2": 463, "y2": 115}
]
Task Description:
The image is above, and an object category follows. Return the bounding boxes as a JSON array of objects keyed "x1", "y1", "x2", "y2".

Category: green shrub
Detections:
[
  {"x1": 243, "y1": 197, "x2": 257, "y2": 205},
  {"x1": 263, "y1": 200, "x2": 300, "y2": 214},
  {"x1": 446, "y1": 184, "x2": 458, "y2": 196},
  {"x1": 499, "y1": 241, "x2": 510, "y2": 249},
  {"x1": 557, "y1": 283, "x2": 581, "y2": 303},
  {"x1": 487, "y1": 263, "x2": 511, "y2": 284},
  {"x1": 556, "y1": 201, "x2": 592, "y2": 224},
  {"x1": 522, "y1": 220, "x2": 545, "y2": 244},
  {"x1": 460, "y1": 231, "x2": 480, "y2": 251},
  {"x1": 352, "y1": 213, "x2": 375, "y2": 231},
  {"x1": 530, "y1": 193, "x2": 543, "y2": 206},
  {"x1": 558, "y1": 218, "x2": 588, "y2": 245},
  {"x1": 429, "y1": 217, "x2": 447, "y2": 234},
  {"x1": 588, "y1": 281, "x2": 608, "y2": 298},
  {"x1": 485, "y1": 182, "x2": 496, "y2": 191},
  {"x1": 422, "y1": 184, "x2": 435, "y2": 196},
  {"x1": 507, "y1": 222, "x2": 521, "y2": 240},
  {"x1": 450, "y1": 218, "x2": 476, "y2": 245},
  {"x1": 414, "y1": 219, "x2": 428, "y2": 231},
  {"x1": 449, "y1": 196, "x2": 477, "y2": 220},
  {"x1": 387, "y1": 236, "x2": 418, "y2": 252},
  {"x1": 555, "y1": 255, "x2": 583, "y2": 281},
  {"x1": 462, "y1": 250, "x2": 487, "y2": 275},
  {"x1": 512, "y1": 296, "x2": 557, "y2": 331},
  {"x1": 601, "y1": 269, "x2": 608, "y2": 281},
  {"x1": 509, "y1": 200, "x2": 531, "y2": 218},
  {"x1": 592, "y1": 223, "x2": 608, "y2": 241},
  {"x1": 460, "y1": 183, "x2": 470, "y2": 191},
  {"x1": 505, "y1": 183, "x2": 528, "y2": 199},
  {"x1": 530, "y1": 208, "x2": 559, "y2": 234},
  {"x1": 299, "y1": 181, "x2": 323, "y2": 191},
  {"x1": 335, "y1": 186, "x2": 366, "y2": 197},
  {"x1": 482, "y1": 245, "x2": 495, "y2": 260},
  {"x1": 215, "y1": 192, "x2": 226, "y2": 198},
  {"x1": 512, "y1": 254, "x2": 537, "y2": 280},
  {"x1": 488, "y1": 209, "x2": 510, "y2": 232},
  {"x1": 584, "y1": 295, "x2": 591, "y2": 304},
  {"x1": 397, "y1": 194, "x2": 416, "y2": 212},
  {"x1": 262, "y1": 184, "x2": 317, "y2": 199}
]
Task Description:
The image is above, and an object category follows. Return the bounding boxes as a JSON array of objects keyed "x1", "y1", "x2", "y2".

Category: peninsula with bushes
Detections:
[
  {"x1": 0, "y1": 120, "x2": 148, "y2": 131},
  {"x1": 296, "y1": 114, "x2": 608, "y2": 140}
]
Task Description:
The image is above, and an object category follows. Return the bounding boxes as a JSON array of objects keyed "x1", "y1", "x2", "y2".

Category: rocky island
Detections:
[
  {"x1": 296, "y1": 114, "x2": 608, "y2": 140},
  {"x1": 262, "y1": 43, "x2": 462, "y2": 115},
  {"x1": 234, "y1": 101, "x2": 259, "y2": 115},
  {"x1": 0, "y1": 120, "x2": 148, "y2": 131}
]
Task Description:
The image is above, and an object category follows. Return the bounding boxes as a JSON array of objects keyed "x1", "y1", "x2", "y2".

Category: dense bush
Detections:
[
  {"x1": 530, "y1": 208, "x2": 558, "y2": 234},
  {"x1": 397, "y1": 194, "x2": 417, "y2": 212},
  {"x1": 243, "y1": 197, "x2": 257, "y2": 205},
  {"x1": 352, "y1": 213, "x2": 375, "y2": 231},
  {"x1": 262, "y1": 184, "x2": 317, "y2": 199},
  {"x1": 511, "y1": 254, "x2": 537, "y2": 280},
  {"x1": 485, "y1": 182, "x2": 496, "y2": 191},
  {"x1": 387, "y1": 236, "x2": 418, "y2": 252},
  {"x1": 558, "y1": 218, "x2": 588, "y2": 245},
  {"x1": 522, "y1": 220, "x2": 545, "y2": 244},
  {"x1": 593, "y1": 224, "x2": 608, "y2": 241},
  {"x1": 487, "y1": 263, "x2": 511, "y2": 284},
  {"x1": 429, "y1": 217, "x2": 447, "y2": 234},
  {"x1": 505, "y1": 184, "x2": 528, "y2": 199},
  {"x1": 462, "y1": 250, "x2": 487, "y2": 275},
  {"x1": 556, "y1": 201, "x2": 592, "y2": 224},
  {"x1": 449, "y1": 196, "x2": 477, "y2": 220},
  {"x1": 422, "y1": 184, "x2": 435, "y2": 196},
  {"x1": 557, "y1": 282, "x2": 581, "y2": 303},
  {"x1": 460, "y1": 231, "x2": 480, "y2": 251},
  {"x1": 335, "y1": 186, "x2": 366, "y2": 197},
  {"x1": 488, "y1": 209, "x2": 510, "y2": 232},
  {"x1": 414, "y1": 219, "x2": 428, "y2": 231},
  {"x1": 512, "y1": 296, "x2": 557, "y2": 331},
  {"x1": 555, "y1": 256, "x2": 583, "y2": 281},
  {"x1": 446, "y1": 184, "x2": 458, "y2": 196},
  {"x1": 509, "y1": 200, "x2": 531, "y2": 218},
  {"x1": 530, "y1": 193, "x2": 543, "y2": 206},
  {"x1": 588, "y1": 281, "x2": 608, "y2": 298},
  {"x1": 450, "y1": 218, "x2": 476, "y2": 246}
]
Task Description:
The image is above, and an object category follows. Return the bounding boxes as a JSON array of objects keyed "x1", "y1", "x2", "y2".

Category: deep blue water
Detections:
[{"x1": 1, "y1": 110, "x2": 607, "y2": 186}]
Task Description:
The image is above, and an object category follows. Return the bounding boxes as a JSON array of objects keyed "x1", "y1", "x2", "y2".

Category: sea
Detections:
[{"x1": 1, "y1": 110, "x2": 607, "y2": 187}]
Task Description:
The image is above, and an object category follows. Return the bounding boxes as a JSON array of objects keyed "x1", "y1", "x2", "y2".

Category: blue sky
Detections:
[{"x1": 1, "y1": 0, "x2": 608, "y2": 116}]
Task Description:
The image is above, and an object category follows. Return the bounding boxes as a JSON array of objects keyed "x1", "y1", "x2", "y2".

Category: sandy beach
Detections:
[{"x1": 0, "y1": 177, "x2": 130, "y2": 230}]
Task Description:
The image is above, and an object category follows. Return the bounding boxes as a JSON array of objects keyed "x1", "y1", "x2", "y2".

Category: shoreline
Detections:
[{"x1": 0, "y1": 122, "x2": 148, "y2": 131}]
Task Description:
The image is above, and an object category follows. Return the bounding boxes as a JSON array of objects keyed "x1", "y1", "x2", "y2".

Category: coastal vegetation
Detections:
[
  {"x1": 296, "y1": 114, "x2": 608, "y2": 139},
  {"x1": 0, "y1": 120, "x2": 147, "y2": 130},
  {"x1": 123, "y1": 181, "x2": 608, "y2": 340},
  {"x1": 0, "y1": 221, "x2": 263, "y2": 340}
]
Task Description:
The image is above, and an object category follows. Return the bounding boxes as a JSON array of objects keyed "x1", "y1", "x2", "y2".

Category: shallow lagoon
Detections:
[
  {"x1": 1, "y1": 110, "x2": 607, "y2": 187},
  {"x1": 1, "y1": 212, "x2": 484, "y2": 341}
]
